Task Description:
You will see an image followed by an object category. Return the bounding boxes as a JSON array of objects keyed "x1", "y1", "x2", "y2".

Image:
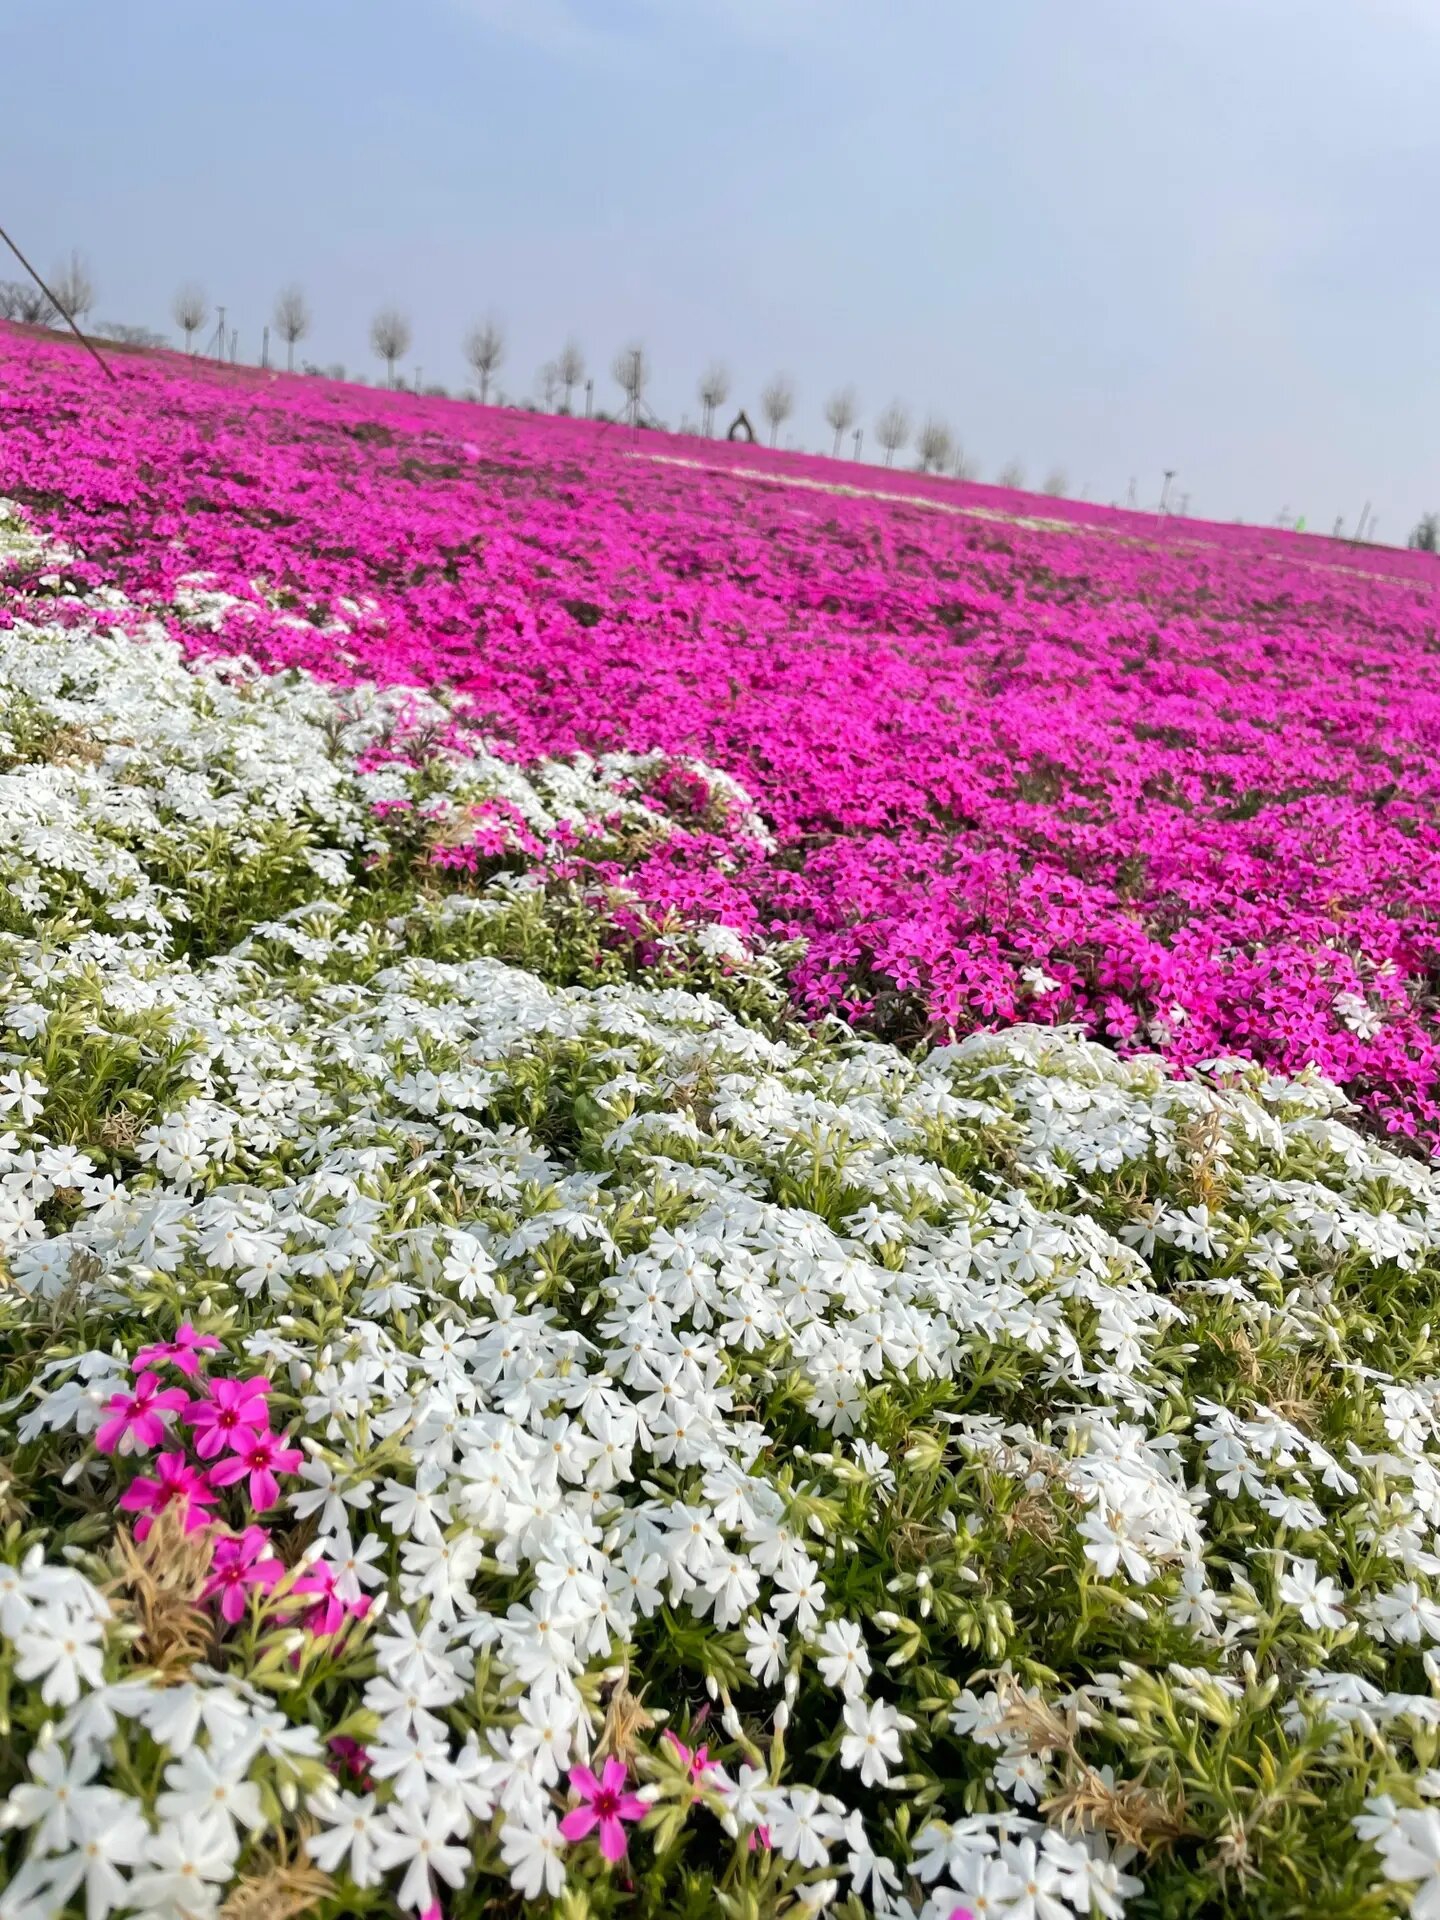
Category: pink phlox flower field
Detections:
[{"x1": 4, "y1": 325, "x2": 1439, "y2": 1143}]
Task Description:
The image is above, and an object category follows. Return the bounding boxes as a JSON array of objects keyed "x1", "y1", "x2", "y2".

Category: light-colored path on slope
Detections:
[
  {"x1": 629, "y1": 448, "x2": 1430, "y2": 590},
  {"x1": 630, "y1": 448, "x2": 1080, "y2": 532}
]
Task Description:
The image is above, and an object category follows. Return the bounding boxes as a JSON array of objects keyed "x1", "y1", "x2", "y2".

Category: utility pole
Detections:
[
  {"x1": 261, "y1": 324, "x2": 270, "y2": 370},
  {"x1": 1158, "y1": 469, "x2": 1176, "y2": 515},
  {"x1": 213, "y1": 306, "x2": 226, "y2": 359}
]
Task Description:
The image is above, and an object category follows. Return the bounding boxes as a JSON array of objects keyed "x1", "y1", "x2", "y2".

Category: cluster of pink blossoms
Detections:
[
  {"x1": 3, "y1": 325, "x2": 1439, "y2": 1143},
  {"x1": 98, "y1": 1324, "x2": 365, "y2": 1636}
]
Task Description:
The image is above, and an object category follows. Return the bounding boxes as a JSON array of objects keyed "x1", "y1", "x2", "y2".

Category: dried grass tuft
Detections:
[
  {"x1": 596, "y1": 1674, "x2": 655, "y2": 1763},
  {"x1": 105, "y1": 1505, "x2": 216, "y2": 1682},
  {"x1": 219, "y1": 1827, "x2": 332, "y2": 1920}
]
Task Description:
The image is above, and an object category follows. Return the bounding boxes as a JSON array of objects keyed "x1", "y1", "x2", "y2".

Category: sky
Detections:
[{"x1": 1, "y1": 0, "x2": 1436, "y2": 535}]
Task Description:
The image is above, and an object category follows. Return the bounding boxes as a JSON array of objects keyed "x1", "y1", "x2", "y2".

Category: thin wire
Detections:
[{"x1": 0, "y1": 223, "x2": 116, "y2": 382}]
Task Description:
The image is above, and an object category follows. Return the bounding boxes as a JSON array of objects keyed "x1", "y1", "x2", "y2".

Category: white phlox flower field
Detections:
[{"x1": 4, "y1": 503, "x2": 1440, "y2": 1918}]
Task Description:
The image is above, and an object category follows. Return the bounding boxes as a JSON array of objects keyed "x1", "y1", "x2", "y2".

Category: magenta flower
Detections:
[
  {"x1": 202, "y1": 1526, "x2": 283, "y2": 1624},
  {"x1": 117, "y1": 1450, "x2": 216, "y2": 1538},
  {"x1": 95, "y1": 1372, "x2": 191, "y2": 1456},
  {"x1": 286, "y1": 1558, "x2": 354, "y2": 1638},
  {"x1": 328, "y1": 1735, "x2": 375, "y2": 1788},
  {"x1": 663, "y1": 1730, "x2": 715, "y2": 1784},
  {"x1": 133, "y1": 1322, "x2": 223, "y2": 1378},
  {"x1": 208, "y1": 1425, "x2": 302, "y2": 1512},
  {"x1": 559, "y1": 1758, "x2": 649, "y2": 1863},
  {"x1": 306, "y1": 1582, "x2": 371, "y2": 1643},
  {"x1": 185, "y1": 1374, "x2": 272, "y2": 1459}
]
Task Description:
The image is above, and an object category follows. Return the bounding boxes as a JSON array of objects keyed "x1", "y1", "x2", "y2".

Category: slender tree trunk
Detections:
[
  {"x1": 885, "y1": 447, "x2": 895, "y2": 466},
  {"x1": 287, "y1": 340, "x2": 294, "y2": 373},
  {"x1": 832, "y1": 426, "x2": 842, "y2": 458},
  {"x1": 770, "y1": 423, "x2": 777, "y2": 447}
]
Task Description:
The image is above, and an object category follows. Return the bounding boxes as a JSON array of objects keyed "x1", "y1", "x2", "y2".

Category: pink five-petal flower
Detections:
[
  {"x1": 95, "y1": 1372, "x2": 191, "y2": 1456},
  {"x1": 132, "y1": 1322, "x2": 223, "y2": 1378},
  {"x1": 185, "y1": 1374, "x2": 272, "y2": 1459},
  {"x1": 559, "y1": 1758, "x2": 649, "y2": 1864},
  {"x1": 208, "y1": 1426, "x2": 302, "y2": 1512},
  {"x1": 201, "y1": 1526, "x2": 283, "y2": 1625},
  {"x1": 286, "y1": 1560, "x2": 348, "y2": 1638},
  {"x1": 663, "y1": 1730, "x2": 715, "y2": 1784},
  {"x1": 117, "y1": 1450, "x2": 216, "y2": 1539}
]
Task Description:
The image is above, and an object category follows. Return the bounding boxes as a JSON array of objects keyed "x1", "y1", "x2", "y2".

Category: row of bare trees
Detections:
[
  {"x1": 372, "y1": 312, "x2": 1044, "y2": 482},
  {"x1": 380, "y1": 310, "x2": 582, "y2": 415},
  {"x1": 4, "y1": 264, "x2": 1053, "y2": 487},
  {"x1": 374, "y1": 310, "x2": 506, "y2": 403},
  {"x1": 749, "y1": 383, "x2": 1063, "y2": 488},
  {"x1": 695, "y1": 367, "x2": 989, "y2": 475},
  {"x1": 634, "y1": 357, "x2": 974, "y2": 471},
  {"x1": 700, "y1": 371, "x2": 976, "y2": 475},
  {"x1": 363, "y1": 306, "x2": 962, "y2": 461}
]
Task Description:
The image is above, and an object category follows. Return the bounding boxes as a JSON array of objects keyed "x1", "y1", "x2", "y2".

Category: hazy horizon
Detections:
[{"x1": 3, "y1": 0, "x2": 1437, "y2": 535}]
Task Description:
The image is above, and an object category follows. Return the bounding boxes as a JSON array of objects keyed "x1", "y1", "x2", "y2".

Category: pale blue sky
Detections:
[{"x1": 2, "y1": 0, "x2": 1437, "y2": 532}]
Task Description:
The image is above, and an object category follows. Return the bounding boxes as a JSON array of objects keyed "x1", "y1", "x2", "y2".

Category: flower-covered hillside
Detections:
[
  {"x1": 5, "y1": 505, "x2": 1440, "y2": 1920},
  {"x1": 2, "y1": 328, "x2": 1440, "y2": 1145}
]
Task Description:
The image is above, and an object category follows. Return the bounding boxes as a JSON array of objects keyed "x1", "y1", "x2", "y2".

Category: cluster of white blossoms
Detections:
[
  {"x1": 5, "y1": 505, "x2": 1440, "y2": 1918},
  {"x1": 0, "y1": 503, "x2": 773, "y2": 969}
]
